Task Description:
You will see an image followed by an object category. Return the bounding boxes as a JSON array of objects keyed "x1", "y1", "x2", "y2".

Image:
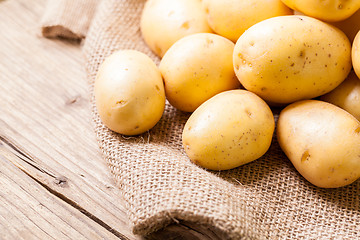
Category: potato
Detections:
[
  {"x1": 352, "y1": 30, "x2": 360, "y2": 79},
  {"x1": 320, "y1": 71, "x2": 360, "y2": 121},
  {"x1": 233, "y1": 15, "x2": 352, "y2": 105},
  {"x1": 159, "y1": 33, "x2": 240, "y2": 112},
  {"x1": 281, "y1": 0, "x2": 360, "y2": 22},
  {"x1": 182, "y1": 90, "x2": 275, "y2": 170},
  {"x1": 140, "y1": 0, "x2": 212, "y2": 58},
  {"x1": 201, "y1": 0, "x2": 292, "y2": 42},
  {"x1": 277, "y1": 100, "x2": 360, "y2": 188},
  {"x1": 94, "y1": 50, "x2": 165, "y2": 135}
]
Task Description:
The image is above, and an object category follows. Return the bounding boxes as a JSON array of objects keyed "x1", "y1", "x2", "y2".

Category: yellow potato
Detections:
[
  {"x1": 159, "y1": 33, "x2": 240, "y2": 112},
  {"x1": 352, "y1": 30, "x2": 360, "y2": 79},
  {"x1": 277, "y1": 100, "x2": 360, "y2": 188},
  {"x1": 140, "y1": 0, "x2": 212, "y2": 58},
  {"x1": 94, "y1": 50, "x2": 165, "y2": 135},
  {"x1": 182, "y1": 90, "x2": 275, "y2": 171},
  {"x1": 201, "y1": 0, "x2": 292, "y2": 42},
  {"x1": 320, "y1": 71, "x2": 360, "y2": 121},
  {"x1": 233, "y1": 15, "x2": 352, "y2": 105},
  {"x1": 281, "y1": 0, "x2": 360, "y2": 22}
]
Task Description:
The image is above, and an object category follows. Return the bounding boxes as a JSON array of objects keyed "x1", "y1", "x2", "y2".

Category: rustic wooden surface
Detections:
[
  {"x1": 0, "y1": 0, "x2": 140, "y2": 239},
  {"x1": 0, "y1": 1, "x2": 229, "y2": 239}
]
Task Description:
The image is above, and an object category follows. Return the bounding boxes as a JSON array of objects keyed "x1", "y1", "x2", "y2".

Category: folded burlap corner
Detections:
[
  {"x1": 42, "y1": 0, "x2": 360, "y2": 239},
  {"x1": 41, "y1": 0, "x2": 98, "y2": 40}
]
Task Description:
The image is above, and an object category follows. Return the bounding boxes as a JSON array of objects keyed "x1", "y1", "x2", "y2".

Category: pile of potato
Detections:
[{"x1": 94, "y1": 0, "x2": 360, "y2": 188}]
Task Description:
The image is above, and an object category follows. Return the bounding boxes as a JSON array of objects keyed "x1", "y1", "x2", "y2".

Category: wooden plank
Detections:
[
  {"x1": 0, "y1": 148, "x2": 120, "y2": 240},
  {"x1": 0, "y1": 0, "x2": 230, "y2": 239},
  {"x1": 0, "y1": 0, "x2": 140, "y2": 239}
]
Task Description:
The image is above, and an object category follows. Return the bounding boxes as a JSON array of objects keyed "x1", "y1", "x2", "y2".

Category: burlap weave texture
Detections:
[
  {"x1": 45, "y1": 0, "x2": 360, "y2": 239},
  {"x1": 41, "y1": 0, "x2": 98, "y2": 39}
]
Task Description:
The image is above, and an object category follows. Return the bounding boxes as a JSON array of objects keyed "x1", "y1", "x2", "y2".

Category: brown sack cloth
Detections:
[
  {"x1": 43, "y1": 0, "x2": 360, "y2": 239},
  {"x1": 41, "y1": 0, "x2": 98, "y2": 39}
]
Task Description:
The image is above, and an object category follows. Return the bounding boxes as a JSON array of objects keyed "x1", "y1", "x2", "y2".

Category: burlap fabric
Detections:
[
  {"x1": 41, "y1": 0, "x2": 98, "y2": 39},
  {"x1": 43, "y1": 0, "x2": 360, "y2": 239}
]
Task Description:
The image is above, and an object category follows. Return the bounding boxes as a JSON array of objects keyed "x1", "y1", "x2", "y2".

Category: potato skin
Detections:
[
  {"x1": 140, "y1": 0, "x2": 212, "y2": 57},
  {"x1": 320, "y1": 71, "x2": 360, "y2": 121},
  {"x1": 160, "y1": 33, "x2": 240, "y2": 112},
  {"x1": 277, "y1": 100, "x2": 360, "y2": 188},
  {"x1": 331, "y1": 8, "x2": 360, "y2": 43},
  {"x1": 281, "y1": 0, "x2": 360, "y2": 22},
  {"x1": 296, "y1": 8, "x2": 360, "y2": 43},
  {"x1": 94, "y1": 50, "x2": 165, "y2": 135},
  {"x1": 352, "y1": 30, "x2": 360, "y2": 79},
  {"x1": 182, "y1": 90, "x2": 275, "y2": 170},
  {"x1": 233, "y1": 15, "x2": 352, "y2": 105},
  {"x1": 202, "y1": 0, "x2": 292, "y2": 42}
]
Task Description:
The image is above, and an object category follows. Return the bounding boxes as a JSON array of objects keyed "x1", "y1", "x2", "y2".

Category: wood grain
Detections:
[
  {"x1": 0, "y1": 0, "x2": 138, "y2": 239},
  {"x1": 0, "y1": 147, "x2": 119, "y2": 240},
  {"x1": 0, "y1": 0, "x2": 229, "y2": 239}
]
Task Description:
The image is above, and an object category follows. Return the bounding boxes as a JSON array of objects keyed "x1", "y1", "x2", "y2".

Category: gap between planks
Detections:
[
  {"x1": 0, "y1": 135, "x2": 225, "y2": 240},
  {"x1": 0, "y1": 135, "x2": 131, "y2": 240}
]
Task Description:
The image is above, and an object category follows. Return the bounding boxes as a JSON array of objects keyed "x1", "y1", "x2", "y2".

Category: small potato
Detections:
[
  {"x1": 352, "y1": 30, "x2": 360, "y2": 79},
  {"x1": 160, "y1": 33, "x2": 240, "y2": 112},
  {"x1": 140, "y1": 0, "x2": 212, "y2": 57},
  {"x1": 277, "y1": 100, "x2": 360, "y2": 188},
  {"x1": 233, "y1": 15, "x2": 352, "y2": 105},
  {"x1": 202, "y1": 0, "x2": 292, "y2": 42},
  {"x1": 281, "y1": 0, "x2": 360, "y2": 22},
  {"x1": 94, "y1": 50, "x2": 165, "y2": 135},
  {"x1": 182, "y1": 90, "x2": 275, "y2": 170},
  {"x1": 321, "y1": 71, "x2": 360, "y2": 121}
]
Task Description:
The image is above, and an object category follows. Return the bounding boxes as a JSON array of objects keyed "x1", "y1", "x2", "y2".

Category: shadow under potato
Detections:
[
  {"x1": 125, "y1": 102, "x2": 359, "y2": 214},
  {"x1": 106, "y1": 98, "x2": 358, "y2": 238}
]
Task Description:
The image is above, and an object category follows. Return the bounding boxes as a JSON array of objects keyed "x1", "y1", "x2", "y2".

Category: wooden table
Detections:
[
  {"x1": 0, "y1": 1, "x2": 228, "y2": 239},
  {"x1": 0, "y1": 0, "x2": 142, "y2": 239}
]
